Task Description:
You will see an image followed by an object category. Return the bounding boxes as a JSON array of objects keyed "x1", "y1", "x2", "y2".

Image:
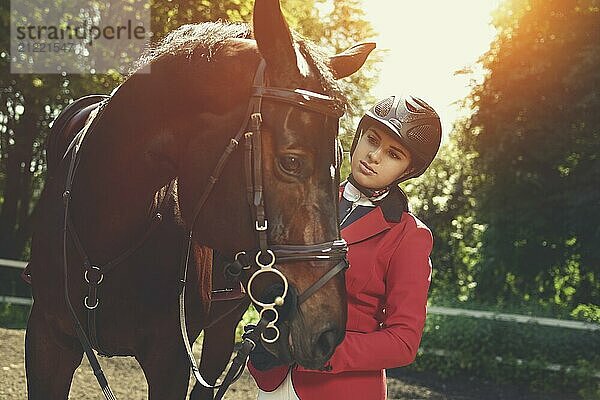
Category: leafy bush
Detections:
[
  {"x1": 409, "y1": 314, "x2": 600, "y2": 399},
  {"x1": 235, "y1": 305, "x2": 259, "y2": 343},
  {"x1": 0, "y1": 303, "x2": 30, "y2": 329}
]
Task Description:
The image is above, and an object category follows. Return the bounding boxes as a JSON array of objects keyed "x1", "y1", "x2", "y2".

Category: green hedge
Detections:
[
  {"x1": 409, "y1": 314, "x2": 600, "y2": 399},
  {"x1": 0, "y1": 303, "x2": 30, "y2": 329}
]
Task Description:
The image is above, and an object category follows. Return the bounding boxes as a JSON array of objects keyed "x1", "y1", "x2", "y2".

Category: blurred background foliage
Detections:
[
  {"x1": 1, "y1": 0, "x2": 599, "y2": 396},
  {"x1": 404, "y1": 0, "x2": 599, "y2": 322}
]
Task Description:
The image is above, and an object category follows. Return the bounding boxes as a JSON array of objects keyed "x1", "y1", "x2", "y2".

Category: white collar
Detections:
[{"x1": 342, "y1": 182, "x2": 390, "y2": 207}]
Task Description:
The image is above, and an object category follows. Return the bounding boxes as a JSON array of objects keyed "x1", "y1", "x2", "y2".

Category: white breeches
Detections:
[{"x1": 256, "y1": 370, "x2": 300, "y2": 400}]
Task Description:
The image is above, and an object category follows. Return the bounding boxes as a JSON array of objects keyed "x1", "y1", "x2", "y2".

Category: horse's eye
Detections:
[{"x1": 279, "y1": 155, "x2": 303, "y2": 175}]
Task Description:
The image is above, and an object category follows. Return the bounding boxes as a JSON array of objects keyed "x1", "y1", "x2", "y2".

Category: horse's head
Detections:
[
  {"x1": 171, "y1": 0, "x2": 375, "y2": 369},
  {"x1": 246, "y1": 1, "x2": 375, "y2": 369}
]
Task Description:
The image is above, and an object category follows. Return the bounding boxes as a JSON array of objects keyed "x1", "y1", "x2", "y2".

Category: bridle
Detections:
[
  {"x1": 179, "y1": 59, "x2": 349, "y2": 398},
  {"x1": 60, "y1": 58, "x2": 349, "y2": 400}
]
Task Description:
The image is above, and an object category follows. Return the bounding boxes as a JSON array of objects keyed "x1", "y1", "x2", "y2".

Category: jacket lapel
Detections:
[{"x1": 341, "y1": 206, "x2": 390, "y2": 245}]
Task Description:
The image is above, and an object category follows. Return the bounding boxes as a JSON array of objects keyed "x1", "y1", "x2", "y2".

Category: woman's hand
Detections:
[{"x1": 244, "y1": 325, "x2": 284, "y2": 371}]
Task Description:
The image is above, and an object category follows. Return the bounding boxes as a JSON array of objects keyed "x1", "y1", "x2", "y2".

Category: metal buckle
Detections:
[
  {"x1": 255, "y1": 219, "x2": 268, "y2": 231},
  {"x1": 250, "y1": 112, "x2": 263, "y2": 127}
]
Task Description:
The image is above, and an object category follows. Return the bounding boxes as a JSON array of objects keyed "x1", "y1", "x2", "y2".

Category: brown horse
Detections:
[{"x1": 25, "y1": 1, "x2": 374, "y2": 399}]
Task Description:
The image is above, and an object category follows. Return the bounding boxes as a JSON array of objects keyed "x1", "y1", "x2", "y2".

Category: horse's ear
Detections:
[
  {"x1": 253, "y1": 0, "x2": 300, "y2": 80},
  {"x1": 328, "y1": 42, "x2": 376, "y2": 80}
]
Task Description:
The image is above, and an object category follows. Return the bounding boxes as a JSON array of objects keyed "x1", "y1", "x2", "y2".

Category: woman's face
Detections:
[{"x1": 351, "y1": 126, "x2": 412, "y2": 190}]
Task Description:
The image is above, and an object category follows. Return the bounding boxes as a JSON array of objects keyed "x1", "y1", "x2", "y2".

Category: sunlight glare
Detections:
[{"x1": 362, "y1": 0, "x2": 503, "y2": 139}]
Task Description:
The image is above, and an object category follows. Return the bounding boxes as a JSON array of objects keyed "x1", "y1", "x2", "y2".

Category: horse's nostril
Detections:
[{"x1": 314, "y1": 328, "x2": 340, "y2": 360}]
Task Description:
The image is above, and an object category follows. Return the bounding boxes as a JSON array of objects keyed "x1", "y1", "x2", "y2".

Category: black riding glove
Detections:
[{"x1": 244, "y1": 324, "x2": 284, "y2": 371}]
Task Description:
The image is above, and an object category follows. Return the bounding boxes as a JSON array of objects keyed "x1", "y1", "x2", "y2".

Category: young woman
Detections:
[{"x1": 248, "y1": 95, "x2": 442, "y2": 400}]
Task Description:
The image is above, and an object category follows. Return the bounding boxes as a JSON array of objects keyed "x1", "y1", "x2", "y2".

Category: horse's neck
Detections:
[
  {"x1": 68, "y1": 98, "x2": 176, "y2": 263},
  {"x1": 67, "y1": 48, "x2": 259, "y2": 260}
]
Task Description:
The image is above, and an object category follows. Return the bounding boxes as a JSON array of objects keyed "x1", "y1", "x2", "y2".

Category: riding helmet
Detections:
[{"x1": 350, "y1": 95, "x2": 442, "y2": 183}]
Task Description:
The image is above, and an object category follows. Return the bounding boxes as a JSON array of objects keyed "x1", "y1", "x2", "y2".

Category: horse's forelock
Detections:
[{"x1": 130, "y1": 22, "x2": 347, "y2": 111}]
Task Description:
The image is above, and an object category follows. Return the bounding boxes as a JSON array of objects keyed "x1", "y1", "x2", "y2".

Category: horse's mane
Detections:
[
  {"x1": 132, "y1": 21, "x2": 347, "y2": 109},
  {"x1": 134, "y1": 22, "x2": 251, "y2": 67}
]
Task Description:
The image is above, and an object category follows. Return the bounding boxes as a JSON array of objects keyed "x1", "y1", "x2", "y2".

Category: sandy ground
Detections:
[{"x1": 1, "y1": 328, "x2": 578, "y2": 400}]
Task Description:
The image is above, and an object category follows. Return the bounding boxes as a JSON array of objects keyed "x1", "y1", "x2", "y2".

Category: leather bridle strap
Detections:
[
  {"x1": 250, "y1": 113, "x2": 268, "y2": 253},
  {"x1": 269, "y1": 239, "x2": 349, "y2": 305},
  {"x1": 298, "y1": 259, "x2": 348, "y2": 305},
  {"x1": 178, "y1": 60, "x2": 268, "y2": 391},
  {"x1": 269, "y1": 239, "x2": 348, "y2": 262},
  {"x1": 188, "y1": 60, "x2": 267, "y2": 229},
  {"x1": 253, "y1": 87, "x2": 344, "y2": 118},
  {"x1": 213, "y1": 313, "x2": 271, "y2": 400}
]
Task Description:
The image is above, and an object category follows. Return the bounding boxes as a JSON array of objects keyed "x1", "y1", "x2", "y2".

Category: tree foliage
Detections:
[
  {"x1": 410, "y1": 0, "x2": 599, "y2": 319},
  {"x1": 471, "y1": 0, "x2": 599, "y2": 312}
]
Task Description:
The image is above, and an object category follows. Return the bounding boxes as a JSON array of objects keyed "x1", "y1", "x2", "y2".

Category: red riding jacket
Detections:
[{"x1": 249, "y1": 198, "x2": 433, "y2": 399}]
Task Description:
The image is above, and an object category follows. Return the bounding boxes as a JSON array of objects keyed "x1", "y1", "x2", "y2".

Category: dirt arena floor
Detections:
[{"x1": 1, "y1": 328, "x2": 577, "y2": 399}]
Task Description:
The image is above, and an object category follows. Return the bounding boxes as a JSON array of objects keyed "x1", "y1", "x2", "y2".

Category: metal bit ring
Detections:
[
  {"x1": 261, "y1": 324, "x2": 280, "y2": 343},
  {"x1": 247, "y1": 267, "x2": 289, "y2": 309},
  {"x1": 255, "y1": 249, "x2": 275, "y2": 268}
]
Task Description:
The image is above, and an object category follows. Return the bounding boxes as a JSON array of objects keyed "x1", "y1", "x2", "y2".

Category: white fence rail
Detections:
[
  {"x1": 428, "y1": 306, "x2": 599, "y2": 331},
  {"x1": 0, "y1": 258, "x2": 30, "y2": 306},
  {"x1": 422, "y1": 348, "x2": 600, "y2": 379},
  {"x1": 0, "y1": 258, "x2": 27, "y2": 269},
  {"x1": 0, "y1": 295, "x2": 32, "y2": 306}
]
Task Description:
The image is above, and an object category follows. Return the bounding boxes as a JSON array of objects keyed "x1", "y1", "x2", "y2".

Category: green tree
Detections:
[
  {"x1": 0, "y1": 0, "x2": 122, "y2": 258},
  {"x1": 405, "y1": 0, "x2": 599, "y2": 320},
  {"x1": 464, "y1": 0, "x2": 599, "y2": 315},
  {"x1": 404, "y1": 118, "x2": 485, "y2": 305}
]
